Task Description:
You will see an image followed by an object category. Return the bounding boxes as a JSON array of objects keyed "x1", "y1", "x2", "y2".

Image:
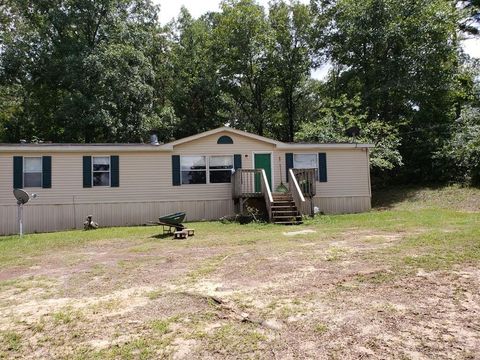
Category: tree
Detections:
[
  {"x1": 269, "y1": 0, "x2": 313, "y2": 142},
  {"x1": 311, "y1": 0, "x2": 462, "y2": 182},
  {"x1": 166, "y1": 8, "x2": 226, "y2": 140},
  {"x1": 436, "y1": 106, "x2": 480, "y2": 184},
  {"x1": 296, "y1": 93, "x2": 402, "y2": 173},
  {"x1": 1, "y1": 0, "x2": 479, "y2": 189},
  {"x1": 0, "y1": 0, "x2": 164, "y2": 142},
  {"x1": 214, "y1": 0, "x2": 274, "y2": 136},
  {"x1": 457, "y1": 0, "x2": 480, "y2": 35}
]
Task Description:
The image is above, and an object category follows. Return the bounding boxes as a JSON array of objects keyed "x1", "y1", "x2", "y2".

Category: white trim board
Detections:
[{"x1": 0, "y1": 127, "x2": 374, "y2": 153}]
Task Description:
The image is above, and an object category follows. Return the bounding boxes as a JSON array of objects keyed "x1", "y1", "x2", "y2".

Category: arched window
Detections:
[{"x1": 217, "y1": 135, "x2": 234, "y2": 144}]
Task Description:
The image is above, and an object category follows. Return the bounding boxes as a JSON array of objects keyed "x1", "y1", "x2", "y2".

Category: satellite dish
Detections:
[
  {"x1": 13, "y1": 189, "x2": 37, "y2": 236},
  {"x1": 13, "y1": 189, "x2": 30, "y2": 205}
]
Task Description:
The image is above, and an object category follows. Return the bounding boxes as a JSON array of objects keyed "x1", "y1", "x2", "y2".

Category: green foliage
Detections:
[
  {"x1": 458, "y1": 0, "x2": 480, "y2": 34},
  {"x1": 214, "y1": 0, "x2": 274, "y2": 136},
  {"x1": 296, "y1": 95, "x2": 402, "y2": 171},
  {"x1": 361, "y1": 121, "x2": 403, "y2": 171},
  {"x1": 269, "y1": 0, "x2": 313, "y2": 141},
  {"x1": 82, "y1": 43, "x2": 157, "y2": 141},
  {"x1": 436, "y1": 106, "x2": 480, "y2": 184},
  {"x1": 0, "y1": 84, "x2": 23, "y2": 140},
  {"x1": 167, "y1": 8, "x2": 226, "y2": 140},
  {"x1": 1, "y1": 0, "x2": 479, "y2": 185},
  {"x1": 313, "y1": 0, "x2": 463, "y2": 182},
  {"x1": 0, "y1": 0, "x2": 163, "y2": 142}
]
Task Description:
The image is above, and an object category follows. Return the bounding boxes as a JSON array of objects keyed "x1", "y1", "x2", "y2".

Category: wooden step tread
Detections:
[
  {"x1": 273, "y1": 214, "x2": 302, "y2": 218},
  {"x1": 274, "y1": 221, "x2": 303, "y2": 225}
]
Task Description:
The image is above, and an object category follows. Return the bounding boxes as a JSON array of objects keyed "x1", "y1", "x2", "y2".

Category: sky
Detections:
[
  {"x1": 155, "y1": 0, "x2": 270, "y2": 24},
  {"x1": 154, "y1": 0, "x2": 480, "y2": 80}
]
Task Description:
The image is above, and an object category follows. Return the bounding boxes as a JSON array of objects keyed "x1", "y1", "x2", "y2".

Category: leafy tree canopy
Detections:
[{"x1": 0, "y1": 0, "x2": 479, "y2": 184}]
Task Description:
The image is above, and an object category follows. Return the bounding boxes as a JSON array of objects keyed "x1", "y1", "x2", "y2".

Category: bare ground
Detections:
[{"x1": 0, "y1": 225, "x2": 479, "y2": 359}]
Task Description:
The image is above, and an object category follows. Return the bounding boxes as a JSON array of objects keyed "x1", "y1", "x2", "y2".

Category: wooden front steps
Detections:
[{"x1": 271, "y1": 193, "x2": 302, "y2": 225}]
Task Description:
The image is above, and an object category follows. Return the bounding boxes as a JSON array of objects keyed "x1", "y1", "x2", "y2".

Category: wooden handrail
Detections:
[
  {"x1": 260, "y1": 169, "x2": 273, "y2": 221},
  {"x1": 292, "y1": 168, "x2": 317, "y2": 197},
  {"x1": 289, "y1": 169, "x2": 305, "y2": 202},
  {"x1": 260, "y1": 169, "x2": 273, "y2": 203},
  {"x1": 289, "y1": 168, "x2": 306, "y2": 216},
  {"x1": 232, "y1": 168, "x2": 273, "y2": 220},
  {"x1": 232, "y1": 169, "x2": 262, "y2": 198},
  {"x1": 232, "y1": 170, "x2": 241, "y2": 198}
]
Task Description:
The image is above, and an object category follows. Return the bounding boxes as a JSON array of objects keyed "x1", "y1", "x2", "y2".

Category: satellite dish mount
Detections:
[{"x1": 13, "y1": 189, "x2": 36, "y2": 237}]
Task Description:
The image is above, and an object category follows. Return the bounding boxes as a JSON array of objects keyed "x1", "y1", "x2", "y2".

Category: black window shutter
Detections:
[
  {"x1": 13, "y1": 156, "x2": 23, "y2": 189},
  {"x1": 285, "y1": 153, "x2": 293, "y2": 182},
  {"x1": 42, "y1": 156, "x2": 52, "y2": 188},
  {"x1": 110, "y1": 155, "x2": 119, "y2": 187},
  {"x1": 172, "y1": 155, "x2": 181, "y2": 186},
  {"x1": 83, "y1": 156, "x2": 92, "y2": 188},
  {"x1": 318, "y1": 153, "x2": 327, "y2": 182},
  {"x1": 234, "y1": 154, "x2": 242, "y2": 170}
]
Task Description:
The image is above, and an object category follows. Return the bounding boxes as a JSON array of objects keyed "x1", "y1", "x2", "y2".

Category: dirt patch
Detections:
[
  {"x1": 283, "y1": 229, "x2": 317, "y2": 236},
  {"x1": 0, "y1": 285, "x2": 153, "y2": 330},
  {"x1": 1, "y1": 223, "x2": 479, "y2": 359}
]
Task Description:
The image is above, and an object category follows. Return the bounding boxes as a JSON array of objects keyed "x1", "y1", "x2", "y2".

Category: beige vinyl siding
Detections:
[
  {"x1": 273, "y1": 149, "x2": 370, "y2": 198},
  {"x1": 0, "y1": 152, "x2": 13, "y2": 204},
  {"x1": 172, "y1": 130, "x2": 275, "y2": 198},
  {"x1": 173, "y1": 131, "x2": 275, "y2": 154},
  {"x1": 0, "y1": 131, "x2": 275, "y2": 206},
  {"x1": 1, "y1": 152, "x2": 233, "y2": 205},
  {"x1": 1, "y1": 134, "x2": 369, "y2": 206},
  {"x1": 0, "y1": 130, "x2": 372, "y2": 234}
]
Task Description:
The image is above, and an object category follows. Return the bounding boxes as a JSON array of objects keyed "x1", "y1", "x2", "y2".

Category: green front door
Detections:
[{"x1": 254, "y1": 153, "x2": 272, "y2": 193}]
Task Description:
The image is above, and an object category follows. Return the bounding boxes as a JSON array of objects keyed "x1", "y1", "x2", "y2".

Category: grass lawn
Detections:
[{"x1": 0, "y1": 186, "x2": 479, "y2": 359}]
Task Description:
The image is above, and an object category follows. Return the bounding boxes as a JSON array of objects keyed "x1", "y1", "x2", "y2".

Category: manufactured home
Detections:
[{"x1": 0, "y1": 127, "x2": 373, "y2": 235}]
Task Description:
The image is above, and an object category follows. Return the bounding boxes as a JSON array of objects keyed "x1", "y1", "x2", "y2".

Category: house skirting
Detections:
[
  {"x1": 298, "y1": 196, "x2": 371, "y2": 215},
  {"x1": 0, "y1": 199, "x2": 235, "y2": 235},
  {"x1": 0, "y1": 196, "x2": 371, "y2": 235}
]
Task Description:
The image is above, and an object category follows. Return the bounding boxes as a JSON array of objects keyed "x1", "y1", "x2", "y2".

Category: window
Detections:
[
  {"x1": 93, "y1": 156, "x2": 110, "y2": 186},
  {"x1": 217, "y1": 135, "x2": 234, "y2": 144},
  {"x1": 180, "y1": 155, "x2": 233, "y2": 184},
  {"x1": 181, "y1": 156, "x2": 206, "y2": 184},
  {"x1": 209, "y1": 156, "x2": 233, "y2": 183},
  {"x1": 293, "y1": 154, "x2": 317, "y2": 169},
  {"x1": 24, "y1": 157, "x2": 42, "y2": 187}
]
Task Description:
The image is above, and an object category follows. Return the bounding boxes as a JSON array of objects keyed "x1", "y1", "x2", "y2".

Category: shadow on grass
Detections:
[
  {"x1": 372, "y1": 185, "x2": 443, "y2": 209},
  {"x1": 150, "y1": 233, "x2": 174, "y2": 240}
]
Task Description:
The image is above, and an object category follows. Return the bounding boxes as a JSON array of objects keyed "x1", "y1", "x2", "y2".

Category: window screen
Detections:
[
  {"x1": 293, "y1": 154, "x2": 317, "y2": 169},
  {"x1": 209, "y1": 156, "x2": 233, "y2": 183},
  {"x1": 93, "y1": 156, "x2": 110, "y2": 186},
  {"x1": 24, "y1": 157, "x2": 42, "y2": 187},
  {"x1": 181, "y1": 156, "x2": 207, "y2": 184}
]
